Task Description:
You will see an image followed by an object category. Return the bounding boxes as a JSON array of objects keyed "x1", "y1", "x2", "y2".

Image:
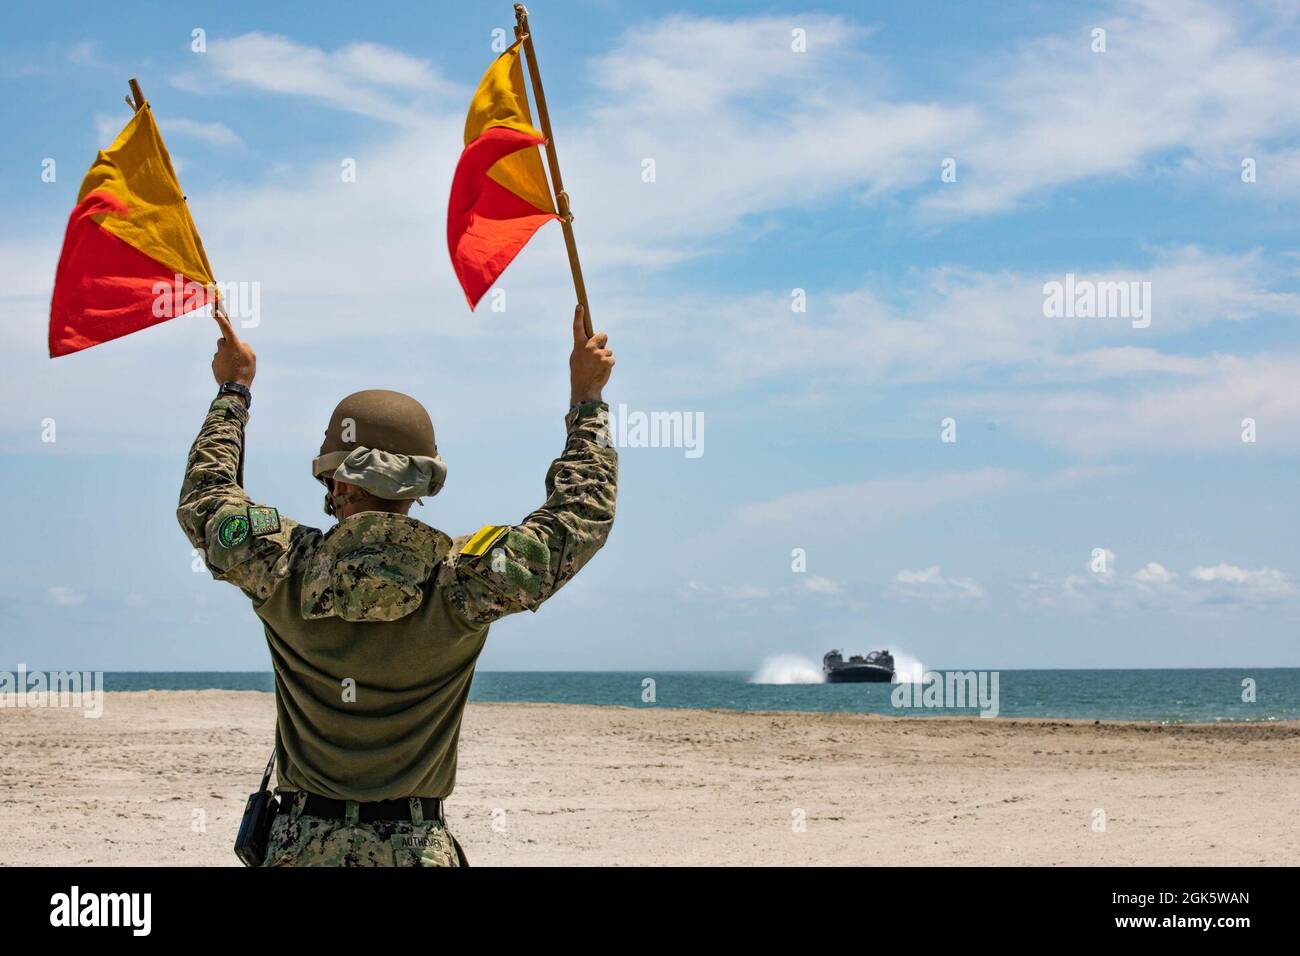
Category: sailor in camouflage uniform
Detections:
[{"x1": 178, "y1": 306, "x2": 616, "y2": 866}]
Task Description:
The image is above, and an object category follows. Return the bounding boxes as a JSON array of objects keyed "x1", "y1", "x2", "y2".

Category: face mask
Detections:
[{"x1": 322, "y1": 484, "x2": 364, "y2": 518}]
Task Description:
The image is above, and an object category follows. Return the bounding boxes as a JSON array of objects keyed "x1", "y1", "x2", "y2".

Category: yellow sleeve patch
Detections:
[{"x1": 460, "y1": 525, "x2": 508, "y2": 557}]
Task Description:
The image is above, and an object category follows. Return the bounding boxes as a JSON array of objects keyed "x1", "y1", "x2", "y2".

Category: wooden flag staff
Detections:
[{"x1": 513, "y1": 3, "x2": 594, "y2": 338}]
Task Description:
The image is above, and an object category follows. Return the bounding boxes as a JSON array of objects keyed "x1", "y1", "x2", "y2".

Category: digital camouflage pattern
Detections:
[
  {"x1": 177, "y1": 394, "x2": 616, "y2": 833},
  {"x1": 263, "y1": 793, "x2": 459, "y2": 867},
  {"x1": 299, "y1": 512, "x2": 447, "y2": 622}
]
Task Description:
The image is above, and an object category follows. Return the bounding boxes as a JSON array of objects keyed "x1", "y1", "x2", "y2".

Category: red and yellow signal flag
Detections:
[
  {"x1": 446, "y1": 39, "x2": 558, "y2": 309},
  {"x1": 49, "y1": 98, "x2": 218, "y2": 357}
]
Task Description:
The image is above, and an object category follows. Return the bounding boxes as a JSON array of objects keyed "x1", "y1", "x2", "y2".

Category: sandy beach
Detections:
[{"x1": 1, "y1": 691, "x2": 1296, "y2": 866}]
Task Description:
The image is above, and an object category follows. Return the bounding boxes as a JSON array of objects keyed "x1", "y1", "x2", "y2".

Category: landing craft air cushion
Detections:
[{"x1": 823, "y1": 649, "x2": 896, "y2": 683}]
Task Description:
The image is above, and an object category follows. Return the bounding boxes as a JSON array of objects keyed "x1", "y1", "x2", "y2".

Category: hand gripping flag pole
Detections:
[{"x1": 514, "y1": 4, "x2": 594, "y2": 338}]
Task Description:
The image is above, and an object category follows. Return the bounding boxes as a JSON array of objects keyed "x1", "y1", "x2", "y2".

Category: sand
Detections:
[{"x1": 1, "y1": 691, "x2": 1296, "y2": 866}]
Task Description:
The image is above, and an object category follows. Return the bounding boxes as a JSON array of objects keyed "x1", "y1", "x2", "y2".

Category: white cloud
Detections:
[
  {"x1": 590, "y1": 14, "x2": 869, "y2": 115},
  {"x1": 48, "y1": 586, "x2": 86, "y2": 606},
  {"x1": 1024, "y1": 559, "x2": 1297, "y2": 611},
  {"x1": 672, "y1": 468, "x2": 1019, "y2": 612},
  {"x1": 1091, "y1": 549, "x2": 1118, "y2": 579},
  {"x1": 727, "y1": 468, "x2": 1020, "y2": 543},
  {"x1": 575, "y1": 14, "x2": 972, "y2": 264},
  {"x1": 699, "y1": 246, "x2": 1297, "y2": 395},
  {"x1": 988, "y1": 353, "x2": 1300, "y2": 457},
  {"x1": 889, "y1": 566, "x2": 985, "y2": 602},
  {"x1": 921, "y1": 0, "x2": 1300, "y2": 216},
  {"x1": 684, "y1": 575, "x2": 851, "y2": 603},
  {"x1": 173, "y1": 33, "x2": 458, "y2": 125},
  {"x1": 93, "y1": 114, "x2": 243, "y2": 149},
  {"x1": 1190, "y1": 563, "x2": 1297, "y2": 600},
  {"x1": 801, "y1": 575, "x2": 842, "y2": 595},
  {"x1": 164, "y1": 118, "x2": 243, "y2": 147},
  {"x1": 679, "y1": 573, "x2": 857, "y2": 613},
  {"x1": 572, "y1": 1, "x2": 1300, "y2": 251},
  {"x1": 1133, "y1": 561, "x2": 1176, "y2": 586}
]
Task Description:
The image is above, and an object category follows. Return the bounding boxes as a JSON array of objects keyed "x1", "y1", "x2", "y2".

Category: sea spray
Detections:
[
  {"x1": 889, "y1": 646, "x2": 928, "y2": 684},
  {"x1": 750, "y1": 654, "x2": 825, "y2": 684},
  {"x1": 751, "y1": 648, "x2": 929, "y2": 685}
]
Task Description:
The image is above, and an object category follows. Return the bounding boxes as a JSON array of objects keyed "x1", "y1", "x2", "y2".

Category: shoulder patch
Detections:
[
  {"x1": 248, "y1": 506, "x2": 281, "y2": 537},
  {"x1": 460, "y1": 524, "x2": 508, "y2": 557},
  {"x1": 217, "y1": 512, "x2": 250, "y2": 549}
]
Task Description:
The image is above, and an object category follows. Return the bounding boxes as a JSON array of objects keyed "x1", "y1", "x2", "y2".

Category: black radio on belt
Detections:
[{"x1": 234, "y1": 749, "x2": 279, "y2": 867}]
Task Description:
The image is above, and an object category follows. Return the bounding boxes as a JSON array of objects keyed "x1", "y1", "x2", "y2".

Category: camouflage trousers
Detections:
[{"x1": 263, "y1": 791, "x2": 460, "y2": 867}]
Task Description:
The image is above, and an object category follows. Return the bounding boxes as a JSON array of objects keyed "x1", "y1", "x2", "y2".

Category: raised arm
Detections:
[
  {"x1": 443, "y1": 305, "x2": 618, "y2": 625},
  {"x1": 177, "y1": 312, "x2": 257, "y2": 541},
  {"x1": 177, "y1": 314, "x2": 304, "y2": 600}
]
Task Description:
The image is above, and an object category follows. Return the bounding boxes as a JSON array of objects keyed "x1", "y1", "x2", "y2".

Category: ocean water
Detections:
[{"x1": 97, "y1": 668, "x2": 1300, "y2": 723}]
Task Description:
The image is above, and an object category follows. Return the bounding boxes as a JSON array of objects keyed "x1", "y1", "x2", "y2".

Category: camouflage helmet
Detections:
[{"x1": 313, "y1": 389, "x2": 447, "y2": 501}]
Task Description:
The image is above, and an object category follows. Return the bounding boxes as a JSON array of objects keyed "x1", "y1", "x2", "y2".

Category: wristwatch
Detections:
[{"x1": 218, "y1": 381, "x2": 252, "y2": 408}]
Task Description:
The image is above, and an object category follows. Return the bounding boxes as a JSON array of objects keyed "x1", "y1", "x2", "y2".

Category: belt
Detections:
[{"x1": 282, "y1": 792, "x2": 445, "y2": 825}]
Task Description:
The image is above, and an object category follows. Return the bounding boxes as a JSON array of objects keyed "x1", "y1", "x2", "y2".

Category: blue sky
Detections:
[{"x1": 2, "y1": 0, "x2": 1298, "y2": 671}]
